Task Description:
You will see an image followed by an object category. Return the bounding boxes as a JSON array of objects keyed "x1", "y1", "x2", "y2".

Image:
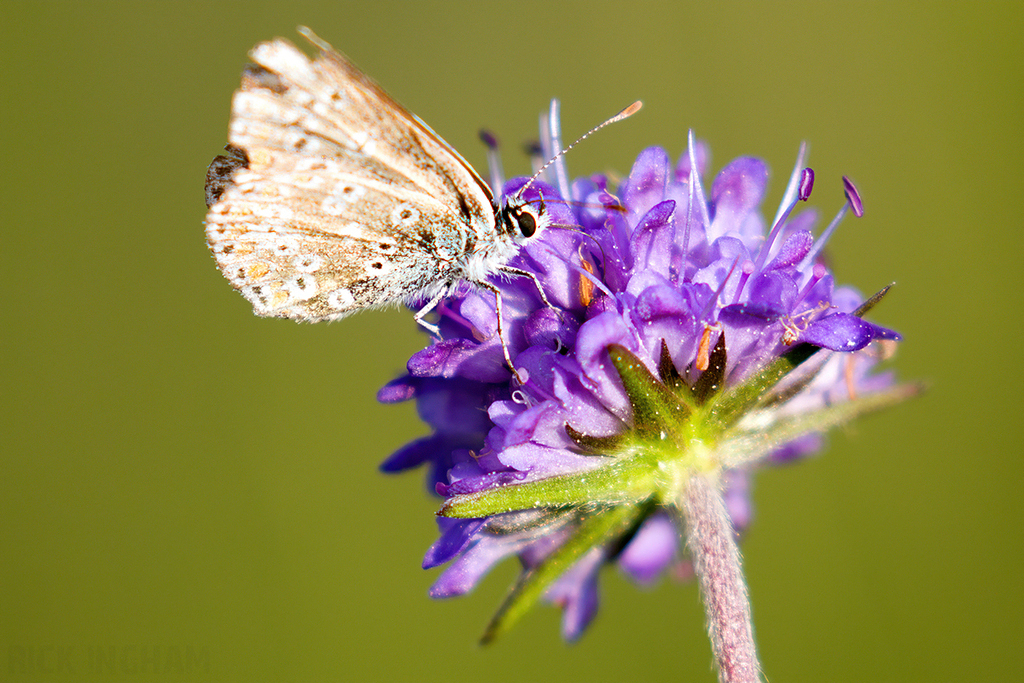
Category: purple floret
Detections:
[{"x1": 380, "y1": 129, "x2": 900, "y2": 639}]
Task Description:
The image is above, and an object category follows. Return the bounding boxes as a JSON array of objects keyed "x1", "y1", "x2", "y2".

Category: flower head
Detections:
[{"x1": 379, "y1": 105, "x2": 911, "y2": 643}]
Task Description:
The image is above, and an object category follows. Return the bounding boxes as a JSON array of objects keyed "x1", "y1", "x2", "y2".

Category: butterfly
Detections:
[{"x1": 205, "y1": 27, "x2": 639, "y2": 378}]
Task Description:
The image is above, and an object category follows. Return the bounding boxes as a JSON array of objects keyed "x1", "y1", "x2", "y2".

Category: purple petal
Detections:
[
  {"x1": 575, "y1": 311, "x2": 642, "y2": 418},
  {"x1": 629, "y1": 200, "x2": 677, "y2": 280},
  {"x1": 429, "y1": 534, "x2": 522, "y2": 596},
  {"x1": 618, "y1": 513, "x2": 677, "y2": 583},
  {"x1": 408, "y1": 338, "x2": 479, "y2": 378},
  {"x1": 709, "y1": 157, "x2": 768, "y2": 237},
  {"x1": 621, "y1": 147, "x2": 670, "y2": 222},
  {"x1": 501, "y1": 400, "x2": 560, "y2": 448},
  {"x1": 545, "y1": 548, "x2": 604, "y2": 642},
  {"x1": 802, "y1": 312, "x2": 901, "y2": 351},
  {"x1": 424, "y1": 518, "x2": 487, "y2": 569},
  {"x1": 376, "y1": 375, "x2": 416, "y2": 403},
  {"x1": 380, "y1": 434, "x2": 451, "y2": 473},
  {"x1": 769, "y1": 433, "x2": 823, "y2": 464},
  {"x1": 524, "y1": 307, "x2": 579, "y2": 351}
]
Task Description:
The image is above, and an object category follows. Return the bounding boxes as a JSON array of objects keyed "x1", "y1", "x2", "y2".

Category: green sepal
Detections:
[
  {"x1": 657, "y1": 340, "x2": 696, "y2": 409},
  {"x1": 691, "y1": 330, "x2": 728, "y2": 405},
  {"x1": 437, "y1": 456, "x2": 658, "y2": 519},
  {"x1": 853, "y1": 283, "x2": 894, "y2": 317},
  {"x1": 565, "y1": 423, "x2": 627, "y2": 455},
  {"x1": 607, "y1": 343, "x2": 692, "y2": 437},
  {"x1": 480, "y1": 502, "x2": 645, "y2": 644},
  {"x1": 713, "y1": 343, "x2": 819, "y2": 427},
  {"x1": 482, "y1": 508, "x2": 576, "y2": 536},
  {"x1": 719, "y1": 381, "x2": 924, "y2": 468}
]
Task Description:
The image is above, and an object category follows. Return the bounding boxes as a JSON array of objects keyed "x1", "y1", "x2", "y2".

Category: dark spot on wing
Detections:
[
  {"x1": 205, "y1": 145, "x2": 249, "y2": 207},
  {"x1": 457, "y1": 192, "x2": 472, "y2": 220},
  {"x1": 241, "y1": 63, "x2": 287, "y2": 94}
]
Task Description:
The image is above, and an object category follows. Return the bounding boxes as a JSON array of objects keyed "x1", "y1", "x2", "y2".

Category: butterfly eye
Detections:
[
  {"x1": 514, "y1": 207, "x2": 538, "y2": 238},
  {"x1": 507, "y1": 204, "x2": 540, "y2": 239}
]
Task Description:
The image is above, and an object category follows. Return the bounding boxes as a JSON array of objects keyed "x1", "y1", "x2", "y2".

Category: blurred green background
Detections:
[{"x1": 2, "y1": 1, "x2": 1021, "y2": 681}]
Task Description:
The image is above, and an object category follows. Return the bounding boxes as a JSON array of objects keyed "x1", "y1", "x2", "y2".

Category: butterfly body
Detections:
[{"x1": 205, "y1": 28, "x2": 547, "y2": 327}]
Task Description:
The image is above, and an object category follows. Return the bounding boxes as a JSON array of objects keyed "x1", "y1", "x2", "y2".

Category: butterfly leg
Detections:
[
  {"x1": 499, "y1": 266, "x2": 552, "y2": 309},
  {"x1": 477, "y1": 280, "x2": 526, "y2": 385},
  {"x1": 413, "y1": 292, "x2": 446, "y2": 337}
]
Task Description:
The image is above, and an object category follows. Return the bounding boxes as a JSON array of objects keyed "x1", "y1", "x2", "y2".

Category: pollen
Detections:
[
  {"x1": 579, "y1": 249, "x2": 595, "y2": 307},
  {"x1": 695, "y1": 323, "x2": 720, "y2": 372}
]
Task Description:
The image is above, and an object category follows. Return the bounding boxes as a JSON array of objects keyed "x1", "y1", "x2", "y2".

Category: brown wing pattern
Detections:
[{"x1": 204, "y1": 29, "x2": 497, "y2": 321}]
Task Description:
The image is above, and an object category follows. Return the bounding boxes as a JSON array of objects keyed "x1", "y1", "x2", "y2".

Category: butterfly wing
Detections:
[{"x1": 204, "y1": 29, "x2": 498, "y2": 321}]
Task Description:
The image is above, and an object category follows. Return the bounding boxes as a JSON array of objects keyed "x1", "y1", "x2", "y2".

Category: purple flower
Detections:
[{"x1": 379, "y1": 110, "x2": 912, "y2": 644}]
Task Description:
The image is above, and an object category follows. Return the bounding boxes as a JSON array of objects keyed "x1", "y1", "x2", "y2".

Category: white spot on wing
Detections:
[
  {"x1": 326, "y1": 288, "x2": 356, "y2": 310},
  {"x1": 334, "y1": 223, "x2": 367, "y2": 239},
  {"x1": 390, "y1": 203, "x2": 420, "y2": 227},
  {"x1": 285, "y1": 275, "x2": 318, "y2": 301},
  {"x1": 270, "y1": 237, "x2": 301, "y2": 256},
  {"x1": 294, "y1": 254, "x2": 323, "y2": 272}
]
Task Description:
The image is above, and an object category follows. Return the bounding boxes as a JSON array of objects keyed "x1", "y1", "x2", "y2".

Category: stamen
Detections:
[
  {"x1": 479, "y1": 129, "x2": 505, "y2": 193},
  {"x1": 578, "y1": 247, "x2": 595, "y2": 306},
  {"x1": 538, "y1": 108, "x2": 553, "y2": 162},
  {"x1": 843, "y1": 176, "x2": 864, "y2": 217},
  {"x1": 750, "y1": 173, "x2": 811, "y2": 278},
  {"x1": 695, "y1": 323, "x2": 722, "y2": 371},
  {"x1": 701, "y1": 256, "x2": 742, "y2": 321},
  {"x1": 799, "y1": 167, "x2": 815, "y2": 201},
  {"x1": 675, "y1": 135, "x2": 699, "y2": 284},
  {"x1": 794, "y1": 262, "x2": 828, "y2": 307},
  {"x1": 687, "y1": 130, "x2": 712, "y2": 230},
  {"x1": 799, "y1": 176, "x2": 866, "y2": 269},
  {"x1": 770, "y1": 142, "x2": 809, "y2": 230},
  {"x1": 546, "y1": 99, "x2": 572, "y2": 200},
  {"x1": 844, "y1": 355, "x2": 858, "y2": 400},
  {"x1": 730, "y1": 260, "x2": 756, "y2": 305},
  {"x1": 524, "y1": 140, "x2": 545, "y2": 175}
]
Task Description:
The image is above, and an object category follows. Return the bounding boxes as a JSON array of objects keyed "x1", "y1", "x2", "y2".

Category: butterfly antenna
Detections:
[{"x1": 520, "y1": 101, "x2": 643, "y2": 195}]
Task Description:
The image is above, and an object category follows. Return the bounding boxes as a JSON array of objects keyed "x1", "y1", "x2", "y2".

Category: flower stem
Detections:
[{"x1": 680, "y1": 473, "x2": 762, "y2": 683}]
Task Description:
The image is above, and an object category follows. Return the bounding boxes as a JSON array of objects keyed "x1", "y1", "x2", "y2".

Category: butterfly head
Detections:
[{"x1": 498, "y1": 192, "x2": 551, "y2": 247}]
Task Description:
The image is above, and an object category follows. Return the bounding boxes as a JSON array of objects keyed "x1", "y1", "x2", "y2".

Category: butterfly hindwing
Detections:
[{"x1": 206, "y1": 144, "x2": 471, "y2": 320}]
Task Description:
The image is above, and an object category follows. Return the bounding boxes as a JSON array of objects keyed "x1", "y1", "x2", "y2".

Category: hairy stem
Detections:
[{"x1": 680, "y1": 473, "x2": 762, "y2": 683}]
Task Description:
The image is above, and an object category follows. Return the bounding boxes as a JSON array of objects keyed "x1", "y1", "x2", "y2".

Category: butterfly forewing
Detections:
[{"x1": 205, "y1": 29, "x2": 500, "y2": 322}]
